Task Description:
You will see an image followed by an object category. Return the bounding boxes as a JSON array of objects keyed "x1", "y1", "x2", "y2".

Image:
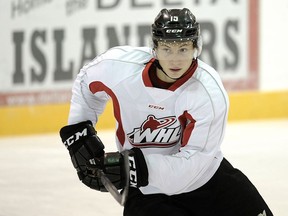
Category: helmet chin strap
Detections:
[
  {"x1": 154, "y1": 60, "x2": 179, "y2": 81},
  {"x1": 159, "y1": 68, "x2": 179, "y2": 81}
]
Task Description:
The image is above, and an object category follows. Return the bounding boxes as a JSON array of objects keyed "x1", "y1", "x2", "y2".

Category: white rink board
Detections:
[{"x1": 0, "y1": 119, "x2": 287, "y2": 216}]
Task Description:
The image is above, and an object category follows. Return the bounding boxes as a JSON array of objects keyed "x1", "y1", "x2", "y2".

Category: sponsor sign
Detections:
[{"x1": 0, "y1": 0, "x2": 258, "y2": 106}]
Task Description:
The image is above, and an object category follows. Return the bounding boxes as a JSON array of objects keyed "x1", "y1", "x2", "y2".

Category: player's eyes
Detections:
[
  {"x1": 162, "y1": 48, "x2": 171, "y2": 53},
  {"x1": 179, "y1": 48, "x2": 188, "y2": 53}
]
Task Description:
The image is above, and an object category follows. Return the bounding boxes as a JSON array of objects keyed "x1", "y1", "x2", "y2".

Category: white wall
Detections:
[{"x1": 260, "y1": 0, "x2": 288, "y2": 91}]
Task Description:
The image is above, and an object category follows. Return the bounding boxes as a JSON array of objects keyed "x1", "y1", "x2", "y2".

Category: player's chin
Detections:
[
  {"x1": 168, "y1": 71, "x2": 184, "y2": 79},
  {"x1": 170, "y1": 75, "x2": 182, "y2": 79}
]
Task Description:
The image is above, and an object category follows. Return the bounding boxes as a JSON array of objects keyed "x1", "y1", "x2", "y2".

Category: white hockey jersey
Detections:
[{"x1": 68, "y1": 46, "x2": 229, "y2": 195}]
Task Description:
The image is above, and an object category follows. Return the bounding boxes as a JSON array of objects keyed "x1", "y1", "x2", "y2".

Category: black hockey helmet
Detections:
[{"x1": 152, "y1": 8, "x2": 202, "y2": 55}]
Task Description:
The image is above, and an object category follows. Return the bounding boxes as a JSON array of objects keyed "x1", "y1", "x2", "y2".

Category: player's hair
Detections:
[{"x1": 152, "y1": 8, "x2": 202, "y2": 57}]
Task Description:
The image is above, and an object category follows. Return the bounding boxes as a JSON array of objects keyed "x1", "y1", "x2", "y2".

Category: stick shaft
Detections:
[
  {"x1": 98, "y1": 151, "x2": 130, "y2": 206},
  {"x1": 98, "y1": 170, "x2": 124, "y2": 204}
]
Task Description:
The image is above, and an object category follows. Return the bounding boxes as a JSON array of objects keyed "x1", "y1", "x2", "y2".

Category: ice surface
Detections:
[{"x1": 0, "y1": 119, "x2": 287, "y2": 216}]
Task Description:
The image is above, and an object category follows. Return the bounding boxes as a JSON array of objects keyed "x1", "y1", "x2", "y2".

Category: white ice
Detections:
[{"x1": 0, "y1": 119, "x2": 287, "y2": 216}]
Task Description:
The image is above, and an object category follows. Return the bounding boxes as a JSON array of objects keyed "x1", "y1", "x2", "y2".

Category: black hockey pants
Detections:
[{"x1": 123, "y1": 158, "x2": 273, "y2": 216}]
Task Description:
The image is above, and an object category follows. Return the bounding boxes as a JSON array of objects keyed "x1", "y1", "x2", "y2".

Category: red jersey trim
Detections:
[
  {"x1": 130, "y1": 142, "x2": 178, "y2": 148},
  {"x1": 89, "y1": 81, "x2": 125, "y2": 146},
  {"x1": 142, "y1": 59, "x2": 154, "y2": 87},
  {"x1": 178, "y1": 111, "x2": 196, "y2": 147}
]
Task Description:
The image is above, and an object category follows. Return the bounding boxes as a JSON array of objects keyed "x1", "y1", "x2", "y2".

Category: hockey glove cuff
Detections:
[
  {"x1": 127, "y1": 148, "x2": 149, "y2": 188},
  {"x1": 86, "y1": 148, "x2": 149, "y2": 191}
]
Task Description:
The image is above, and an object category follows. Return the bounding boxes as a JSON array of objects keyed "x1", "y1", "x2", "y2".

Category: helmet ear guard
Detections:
[{"x1": 193, "y1": 35, "x2": 202, "y2": 58}]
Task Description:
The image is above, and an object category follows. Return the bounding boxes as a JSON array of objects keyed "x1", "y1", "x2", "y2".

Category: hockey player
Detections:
[{"x1": 60, "y1": 8, "x2": 273, "y2": 216}]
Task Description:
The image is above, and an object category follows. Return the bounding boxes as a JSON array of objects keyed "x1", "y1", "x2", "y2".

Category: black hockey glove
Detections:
[
  {"x1": 87, "y1": 148, "x2": 149, "y2": 190},
  {"x1": 59, "y1": 120, "x2": 105, "y2": 191},
  {"x1": 126, "y1": 148, "x2": 149, "y2": 188}
]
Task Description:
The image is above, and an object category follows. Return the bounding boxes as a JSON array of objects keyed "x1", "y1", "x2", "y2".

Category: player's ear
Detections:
[
  {"x1": 152, "y1": 48, "x2": 157, "y2": 59},
  {"x1": 193, "y1": 49, "x2": 198, "y2": 59}
]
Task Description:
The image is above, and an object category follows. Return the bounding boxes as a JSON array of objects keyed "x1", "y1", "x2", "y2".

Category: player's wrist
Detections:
[{"x1": 60, "y1": 120, "x2": 104, "y2": 157}]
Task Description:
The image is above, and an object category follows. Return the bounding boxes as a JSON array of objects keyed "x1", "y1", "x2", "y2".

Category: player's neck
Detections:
[
  {"x1": 149, "y1": 64, "x2": 173, "y2": 89},
  {"x1": 156, "y1": 68, "x2": 177, "y2": 83}
]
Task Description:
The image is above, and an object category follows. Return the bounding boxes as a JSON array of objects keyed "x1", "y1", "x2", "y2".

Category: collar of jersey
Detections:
[{"x1": 142, "y1": 58, "x2": 198, "y2": 91}]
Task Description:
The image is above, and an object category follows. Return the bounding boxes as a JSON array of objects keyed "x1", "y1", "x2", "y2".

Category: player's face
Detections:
[{"x1": 155, "y1": 41, "x2": 195, "y2": 82}]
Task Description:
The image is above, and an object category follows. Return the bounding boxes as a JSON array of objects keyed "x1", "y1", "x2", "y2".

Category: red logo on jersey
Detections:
[{"x1": 127, "y1": 115, "x2": 181, "y2": 148}]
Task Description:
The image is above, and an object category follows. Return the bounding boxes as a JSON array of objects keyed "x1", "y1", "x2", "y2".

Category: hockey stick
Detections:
[{"x1": 97, "y1": 151, "x2": 130, "y2": 206}]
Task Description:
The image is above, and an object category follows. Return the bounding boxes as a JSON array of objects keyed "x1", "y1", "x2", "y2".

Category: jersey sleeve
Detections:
[
  {"x1": 67, "y1": 66, "x2": 110, "y2": 126},
  {"x1": 67, "y1": 46, "x2": 153, "y2": 126},
  {"x1": 143, "y1": 70, "x2": 229, "y2": 195}
]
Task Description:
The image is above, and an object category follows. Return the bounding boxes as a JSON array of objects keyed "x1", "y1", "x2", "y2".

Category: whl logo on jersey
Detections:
[{"x1": 127, "y1": 115, "x2": 181, "y2": 148}]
